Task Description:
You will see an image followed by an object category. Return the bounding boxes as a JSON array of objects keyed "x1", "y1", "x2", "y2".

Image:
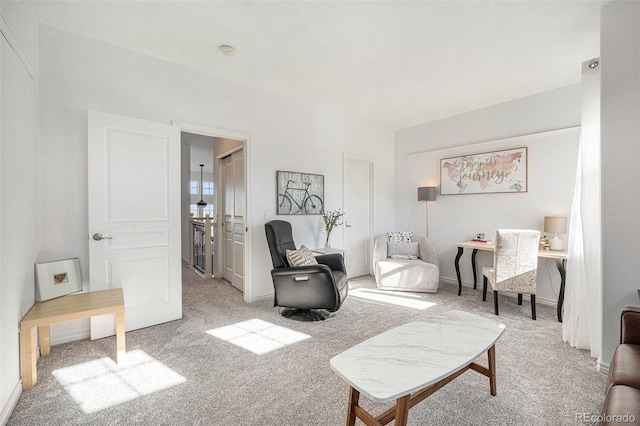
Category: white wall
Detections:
[
  {"x1": 395, "y1": 85, "x2": 581, "y2": 304},
  {"x1": 0, "y1": 1, "x2": 39, "y2": 422},
  {"x1": 38, "y1": 26, "x2": 394, "y2": 339},
  {"x1": 600, "y1": 1, "x2": 640, "y2": 366}
]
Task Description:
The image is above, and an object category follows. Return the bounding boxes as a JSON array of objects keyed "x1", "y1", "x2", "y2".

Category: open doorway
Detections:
[{"x1": 180, "y1": 131, "x2": 245, "y2": 293}]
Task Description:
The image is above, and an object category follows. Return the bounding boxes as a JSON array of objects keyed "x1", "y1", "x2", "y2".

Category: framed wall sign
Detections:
[
  {"x1": 35, "y1": 258, "x2": 83, "y2": 301},
  {"x1": 440, "y1": 147, "x2": 528, "y2": 195},
  {"x1": 276, "y1": 170, "x2": 324, "y2": 215}
]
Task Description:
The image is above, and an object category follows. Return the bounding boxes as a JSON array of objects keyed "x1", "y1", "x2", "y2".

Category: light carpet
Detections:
[{"x1": 8, "y1": 264, "x2": 605, "y2": 425}]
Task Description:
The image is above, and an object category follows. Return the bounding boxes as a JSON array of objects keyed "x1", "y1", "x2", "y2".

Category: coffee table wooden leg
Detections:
[
  {"x1": 394, "y1": 395, "x2": 411, "y2": 426},
  {"x1": 488, "y1": 345, "x2": 497, "y2": 396},
  {"x1": 39, "y1": 325, "x2": 51, "y2": 356},
  {"x1": 20, "y1": 326, "x2": 37, "y2": 390},
  {"x1": 346, "y1": 387, "x2": 360, "y2": 426},
  {"x1": 116, "y1": 311, "x2": 126, "y2": 364}
]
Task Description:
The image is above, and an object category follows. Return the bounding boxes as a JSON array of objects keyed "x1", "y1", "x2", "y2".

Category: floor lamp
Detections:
[{"x1": 418, "y1": 186, "x2": 437, "y2": 237}]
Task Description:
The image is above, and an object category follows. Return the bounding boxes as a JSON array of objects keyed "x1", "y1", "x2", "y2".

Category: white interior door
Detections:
[
  {"x1": 222, "y1": 149, "x2": 245, "y2": 292},
  {"x1": 88, "y1": 110, "x2": 182, "y2": 339},
  {"x1": 344, "y1": 157, "x2": 373, "y2": 278}
]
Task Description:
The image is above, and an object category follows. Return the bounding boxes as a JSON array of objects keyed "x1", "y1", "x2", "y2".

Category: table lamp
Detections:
[
  {"x1": 418, "y1": 186, "x2": 437, "y2": 237},
  {"x1": 544, "y1": 216, "x2": 567, "y2": 251}
]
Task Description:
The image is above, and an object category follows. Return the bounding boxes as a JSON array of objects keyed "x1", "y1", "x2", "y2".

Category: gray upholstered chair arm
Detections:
[
  {"x1": 314, "y1": 253, "x2": 346, "y2": 273},
  {"x1": 373, "y1": 234, "x2": 388, "y2": 264},
  {"x1": 417, "y1": 236, "x2": 438, "y2": 265},
  {"x1": 271, "y1": 264, "x2": 333, "y2": 277}
]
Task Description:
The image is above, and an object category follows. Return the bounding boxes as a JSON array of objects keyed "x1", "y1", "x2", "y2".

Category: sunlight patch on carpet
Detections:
[
  {"x1": 206, "y1": 318, "x2": 311, "y2": 355},
  {"x1": 349, "y1": 288, "x2": 437, "y2": 310},
  {"x1": 52, "y1": 349, "x2": 186, "y2": 414}
]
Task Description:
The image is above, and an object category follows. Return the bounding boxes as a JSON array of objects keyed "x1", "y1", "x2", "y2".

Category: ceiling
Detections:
[
  {"x1": 182, "y1": 132, "x2": 215, "y2": 173},
  {"x1": 28, "y1": 1, "x2": 606, "y2": 130}
]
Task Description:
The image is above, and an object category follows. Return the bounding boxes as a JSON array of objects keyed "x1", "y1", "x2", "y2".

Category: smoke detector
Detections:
[{"x1": 219, "y1": 45, "x2": 236, "y2": 57}]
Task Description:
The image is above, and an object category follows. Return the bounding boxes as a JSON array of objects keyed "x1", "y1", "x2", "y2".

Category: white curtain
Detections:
[{"x1": 563, "y1": 58, "x2": 601, "y2": 359}]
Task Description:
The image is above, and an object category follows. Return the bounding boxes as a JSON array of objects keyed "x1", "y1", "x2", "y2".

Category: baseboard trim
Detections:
[
  {"x1": 50, "y1": 328, "x2": 90, "y2": 346},
  {"x1": 0, "y1": 379, "x2": 22, "y2": 426},
  {"x1": 598, "y1": 360, "x2": 610, "y2": 375},
  {"x1": 250, "y1": 292, "x2": 273, "y2": 303},
  {"x1": 440, "y1": 277, "x2": 558, "y2": 306}
]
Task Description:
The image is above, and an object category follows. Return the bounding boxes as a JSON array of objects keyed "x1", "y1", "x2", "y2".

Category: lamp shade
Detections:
[
  {"x1": 418, "y1": 186, "x2": 437, "y2": 202},
  {"x1": 544, "y1": 216, "x2": 567, "y2": 234}
]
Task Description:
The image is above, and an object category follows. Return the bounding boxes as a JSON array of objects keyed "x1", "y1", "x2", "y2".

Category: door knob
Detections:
[
  {"x1": 345, "y1": 224, "x2": 352, "y2": 228},
  {"x1": 92, "y1": 233, "x2": 113, "y2": 241}
]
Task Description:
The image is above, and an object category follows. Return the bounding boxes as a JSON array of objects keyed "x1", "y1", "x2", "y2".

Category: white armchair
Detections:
[{"x1": 373, "y1": 233, "x2": 440, "y2": 293}]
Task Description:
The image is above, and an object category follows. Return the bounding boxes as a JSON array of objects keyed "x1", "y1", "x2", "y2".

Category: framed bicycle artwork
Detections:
[{"x1": 276, "y1": 170, "x2": 324, "y2": 215}]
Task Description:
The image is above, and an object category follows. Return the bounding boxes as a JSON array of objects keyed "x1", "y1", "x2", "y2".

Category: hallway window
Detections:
[{"x1": 203, "y1": 181, "x2": 213, "y2": 195}]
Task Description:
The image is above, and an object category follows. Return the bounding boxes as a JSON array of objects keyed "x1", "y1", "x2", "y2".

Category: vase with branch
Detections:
[{"x1": 322, "y1": 209, "x2": 345, "y2": 250}]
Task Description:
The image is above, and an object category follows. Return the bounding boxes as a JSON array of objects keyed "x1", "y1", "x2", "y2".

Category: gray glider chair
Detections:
[
  {"x1": 264, "y1": 220, "x2": 348, "y2": 321},
  {"x1": 482, "y1": 229, "x2": 540, "y2": 319},
  {"x1": 373, "y1": 233, "x2": 440, "y2": 293}
]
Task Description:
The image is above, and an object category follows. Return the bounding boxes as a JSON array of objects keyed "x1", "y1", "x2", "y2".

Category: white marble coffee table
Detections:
[{"x1": 330, "y1": 310, "x2": 505, "y2": 426}]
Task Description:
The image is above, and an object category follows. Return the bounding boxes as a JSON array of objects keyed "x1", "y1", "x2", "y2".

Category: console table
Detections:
[
  {"x1": 454, "y1": 241, "x2": 567, "y2": 322},
  {"x1": 20, "y1": 288, "x2": 125, "y2": 390},
  {"x1": 310, "y1": 247, "x2": 345, "y2": 256},
  {"x1": 330, "y1": 310, "x2": 505, "y2": 426}
]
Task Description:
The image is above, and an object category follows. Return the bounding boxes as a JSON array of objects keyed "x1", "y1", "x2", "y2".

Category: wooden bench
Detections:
[{"x1": 20, "y1": 288, "x2": 125, "y2": 390}]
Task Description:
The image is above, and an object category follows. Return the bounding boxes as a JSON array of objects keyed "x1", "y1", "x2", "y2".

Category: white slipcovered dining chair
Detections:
[{"x1": 482, "y1": 229, "x2": 540, "y2": 319}]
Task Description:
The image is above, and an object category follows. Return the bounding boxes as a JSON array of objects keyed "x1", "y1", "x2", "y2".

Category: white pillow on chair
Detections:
[
  {"x1": 387, "y1": 242, "x2": 420, "y2": 258},
  {"x1": 286, "y1": 245, "x2": 318, "y2": 267}
]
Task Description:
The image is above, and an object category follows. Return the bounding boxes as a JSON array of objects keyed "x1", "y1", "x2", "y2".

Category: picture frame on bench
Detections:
[{"x1": 35, "y1": 258, "x2": 82, "y2": 302}]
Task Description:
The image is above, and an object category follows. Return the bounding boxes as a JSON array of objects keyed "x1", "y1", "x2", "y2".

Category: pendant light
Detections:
[{"x1": 197, "y1": 164, "x2": 207, "y2": 216}]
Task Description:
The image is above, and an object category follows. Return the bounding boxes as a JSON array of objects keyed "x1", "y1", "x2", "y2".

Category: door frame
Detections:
[
  {"x1": 342, "y1": 154, "x2": 375, "y2": 276},
  {"x1": 174, "y1": 121, "x2": 252, "y2": 303}
]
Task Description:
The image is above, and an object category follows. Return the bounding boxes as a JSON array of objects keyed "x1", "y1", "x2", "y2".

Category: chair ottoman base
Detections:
[
  {"x1": 280, "y1": 308, "x2": 334, "y2": 321},
  {"x1": 375, "y1": 259, "x2": 440, "y2": 293}
]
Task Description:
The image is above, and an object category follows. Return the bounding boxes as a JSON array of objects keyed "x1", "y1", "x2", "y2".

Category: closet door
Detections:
[{"x1": 222, "y1": 149, "x2": 245, "y2": 292}]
